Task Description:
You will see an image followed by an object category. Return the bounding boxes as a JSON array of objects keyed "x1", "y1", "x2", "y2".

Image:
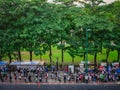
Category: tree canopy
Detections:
[{"x1": 0, "y1": 0, "x2": 119, "y2": 67}]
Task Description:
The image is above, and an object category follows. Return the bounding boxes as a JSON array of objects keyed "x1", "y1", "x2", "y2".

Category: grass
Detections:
[{"x1": 3, "y1": 46, "x2": 118, "y2": 65}]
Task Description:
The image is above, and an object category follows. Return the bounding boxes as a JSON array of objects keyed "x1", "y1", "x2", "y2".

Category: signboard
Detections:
[
  {"x1": 112, "y1": 62, "x2": 119, "y2": 67},
  {"x1": 101, "y1": 62, "x2": 107, "y2": 66},
  {"x1": 10, "y1": 61, "x2": 43, "y2": 69},
  {"x1": 68, "y1": 65, "x2": 74, "y2": 73},
  {"x1": 79, "y1": 63, "x2": 84, "y2": 68},
  {"x1": 17, "y1": 65, "x2": 37, "y2": 69},
  {"x1": 81, "y1": 61, "x2": 90, "y2": 64}
]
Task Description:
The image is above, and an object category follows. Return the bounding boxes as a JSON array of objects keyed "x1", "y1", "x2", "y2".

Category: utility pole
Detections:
[{"x1": 85, "y1": 29, "x2": 90, "y2": 73}]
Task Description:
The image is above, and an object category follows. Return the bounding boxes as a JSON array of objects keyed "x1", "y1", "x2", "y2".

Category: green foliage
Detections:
[{"x1": 0, "y1": 0, "x2": 119, "y2": 64}]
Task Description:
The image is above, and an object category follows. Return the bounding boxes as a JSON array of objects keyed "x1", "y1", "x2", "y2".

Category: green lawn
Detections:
[
  {"x1": 3, "y1": 47, "x2": 118, "y2": 64},
  {"x1": 13, "y1": 47, "x2": 118, "y2": 64}
]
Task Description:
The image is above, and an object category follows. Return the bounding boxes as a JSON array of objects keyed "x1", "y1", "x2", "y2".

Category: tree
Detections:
[
  {"x1": 0, "y1": 0, "x2": 24, "y2": 62},
  {"x1": 20, "y1": 0, "x2": 48, "y2": 61},
  {"x1": 39, "y1": 3, "x2": 61, "y2": 64},
  {"x1": 106, "y1": 1, "x2": 120, "y2": 63},
  {"x1": 72, "y1": 0, "x2": 114, "y2": 68},
  {"x1": 98, "y1": 1, "x2": 120, "y2": 64},
  {"x1": 54, "y1": 0, "x2": 74, "y2": 63}
]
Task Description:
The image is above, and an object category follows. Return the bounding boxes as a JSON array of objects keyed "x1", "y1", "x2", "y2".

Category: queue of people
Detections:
[{"x1": 0, "y1": 65, "x2": 120, "y2": 84}]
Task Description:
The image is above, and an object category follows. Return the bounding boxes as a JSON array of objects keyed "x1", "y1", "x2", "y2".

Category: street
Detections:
[{"x1": 0, "y1": 83, "x2": 120, "y2": 90}]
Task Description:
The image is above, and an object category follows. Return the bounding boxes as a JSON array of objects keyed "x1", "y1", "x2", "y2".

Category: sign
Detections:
[
  {"x1": 101, "y1": 62, "x2": 107, "y2": 66},
  {"x1": 79, "y1": 63, "x2": 84, "y2": 68},
  {"x1": 112, "y1": 62, "x2": 119, "y2": 67},
  {"x1": 68, "y1": 65, "x2": 74, "y2": 73},
  {"x1": 81, "y1": 61, "x2": 90, "y2": 64}
]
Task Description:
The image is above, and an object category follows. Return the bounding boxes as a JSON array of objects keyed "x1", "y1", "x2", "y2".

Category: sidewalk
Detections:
[
  {"x1": 0, "y1": 80, "x2": 120, "y2": 85},
  {"x1": 0, "y1": 71, "x2": 120, "y2": 85}
]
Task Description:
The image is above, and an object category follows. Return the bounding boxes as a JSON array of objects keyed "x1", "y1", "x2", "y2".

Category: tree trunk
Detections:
[
  {"x1": 18, "y1": 50, "x2": 22, "y2": 62},
  {"x1": 117, "y1": 49, "x2": 120, "y2": 62},
  {"x1": 100, "y1": 42, "x2": 103, "y2": 54},
  {"x1": 61, "y1": 37, "x2": 64, "y2": 63},
  {"x1": 0, "y1": 54, "x2": 2, "y2": 61},
  {"x1": 72, "y1": 57, "x2": 74, "y2": 63},
  {"x1": 40, "y1": 54, "x2": 42, "y2": 61},
  {"x1": 49, "y1": 44, "x2": 52, "y2": 64},
  {"x1": 94, "y1": 52, "x2": 97, "y2": 68},
  {"x1": 29, "y1": 51, "x2": 32, "y2": 61},
  {"x1": 0, "y1": 56, "x2": 2, "y2": 61},
  {"x1": 117, "y1": 49, "x2": 120, "y2": 66},
  {"x1": 83, "y1": 52, "x2": 86, "y2": 61},
  {"x1": 106, "y1": 49, "x2": 110, "y2": 65},
  {"x1": 61, "y1": 48, "x2": 64, "y2": 63},
  {"x1": 106, "y1": 49, "x2": 110, "y2": 81},
  {"x1": 8, "y1": 52, "x2": 12, "y2": 63}
]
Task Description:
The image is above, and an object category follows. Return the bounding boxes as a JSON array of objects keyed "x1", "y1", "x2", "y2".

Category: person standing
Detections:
[
  {"x1": 9, "y1": 73, "x2": 12, "y2": 83},
  {"x1": 39, "y1": 73, "x2": 42, "y2": 82},
  {"x1": 63, "y1": 72, "x2": 67, "y2": 83},
  {"x1": 76, "y1": 74, "x2": 79, "y2": 83},
  {"x1": 14, "y1": 71, "x2": 17, "y2": 81},
  {"x1": 58, "y1": 74, "x2": 61, "y2": 82},
  {"x1": 85, "y1": 74, "x2": 88, "y2": 83},
  {"x1": 28, "y1": 72, "x2": 32, "y2": 82},
  {"x1": 45, "y1": 73, "x2": 48, "y2": 83},
  {"x1": 24, "y1": 76, "x2": 27, "y2": 83},
  {"x1": 0, "y1": 72, "x2": 4, "y2": 82},
  {"x1": 39, "y1": 76, "x2": 42, "y2": 82}
]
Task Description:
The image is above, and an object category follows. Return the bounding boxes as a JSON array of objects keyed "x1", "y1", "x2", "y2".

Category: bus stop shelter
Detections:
[{"x1": 10, "y1": 61, "x2": 44, "y2": 69}]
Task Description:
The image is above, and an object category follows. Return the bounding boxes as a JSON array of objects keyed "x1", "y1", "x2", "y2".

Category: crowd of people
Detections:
[{"x1": 0, "y1": 64, "x2": 120, "y2": 84}]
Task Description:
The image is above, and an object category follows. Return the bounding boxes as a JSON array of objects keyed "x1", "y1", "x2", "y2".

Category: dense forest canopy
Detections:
[{"x1": 0, "y1": 0, "x2": 120, "y2": 67}]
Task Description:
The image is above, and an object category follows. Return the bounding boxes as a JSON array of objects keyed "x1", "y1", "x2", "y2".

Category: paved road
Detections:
[{"x1": 0, "y1": 84, "x2": 120, "y2": 90}]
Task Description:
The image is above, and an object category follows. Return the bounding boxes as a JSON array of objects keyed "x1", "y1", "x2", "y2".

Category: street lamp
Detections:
[
  {"x1": 56, "y1": 57, "x2": 59, "y2": 71},
  {"x1": 85, "y1": 29, "x2": 91, "y2": 73}
]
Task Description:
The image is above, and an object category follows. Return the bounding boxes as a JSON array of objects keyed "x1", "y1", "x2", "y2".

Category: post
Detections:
[
  {"x1": 85, "y1": 29, "x2": 89, "y2": 73},
  {"x1": 56, "y1": 57, "x2": 58, "y2": 71}
]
